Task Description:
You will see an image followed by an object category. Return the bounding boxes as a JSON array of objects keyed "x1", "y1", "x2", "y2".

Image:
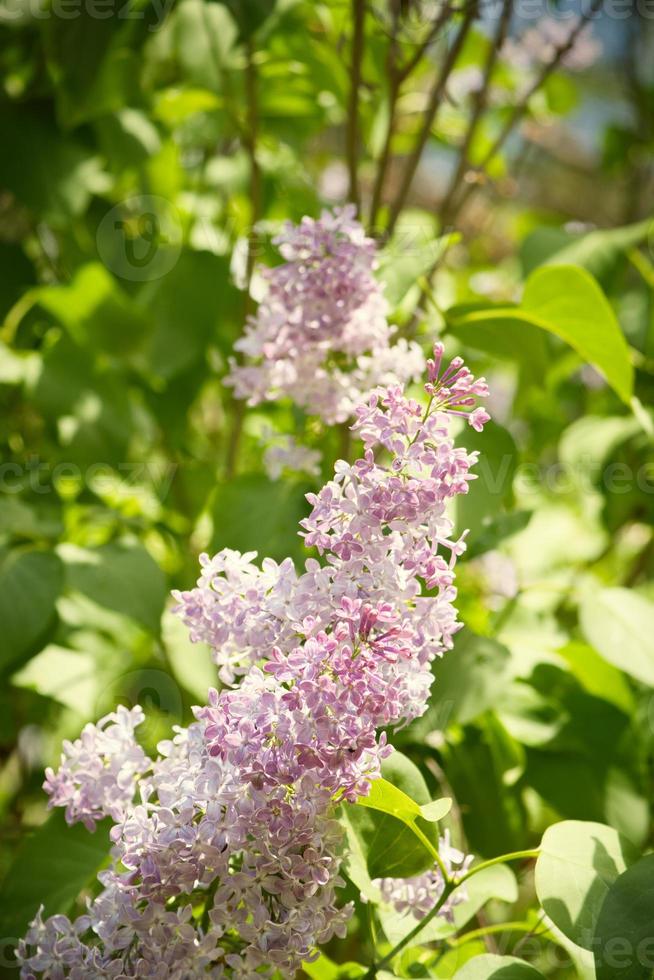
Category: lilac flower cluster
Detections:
[
  {"x1": 19, "y1": 347, "x2": 487, "y2": 979},
  {"x1": 374, "y1": 831, "x2": 472, "y2": 923},
  {"x1": 226, "y1": 206, "x2": 425, "y2": 424},
  {"x1": 44, "y1": 706, "x2": 150, "y2": 832}
]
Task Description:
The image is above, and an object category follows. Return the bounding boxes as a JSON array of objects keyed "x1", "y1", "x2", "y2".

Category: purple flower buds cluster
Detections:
[
  {"x1": 226, "y1": 206, "x2": 425, "y2": 424},
  {"x1": 19, "y1": 347, "x2": 488, "y2": 979}
]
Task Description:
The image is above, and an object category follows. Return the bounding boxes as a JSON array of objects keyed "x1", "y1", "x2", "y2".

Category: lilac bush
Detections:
[{"x1": 18, "y1": 344, "x2": 488, "y2": 978}]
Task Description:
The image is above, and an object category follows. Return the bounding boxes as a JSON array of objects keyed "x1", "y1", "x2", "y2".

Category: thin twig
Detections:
[
  {"x1": 368, "y1": 70, "x2": 401, "y2": 232},
  {"x1": 449, "y1": 0, "x2": 604, "y2": 221},
  {"x1": 449, "y1": 918, "x2": 549, "y2": 949},
  {"x1": 347, "y1": 0, "x2": 366, "y2": 211},
  {"x1": 225, "y1": 39, "x2": 262, "y2": 480},
  {"x1": 437, "y1": 0, "x2": 514, "y2": 226},
  {"x1": 365, "y1": 880, "x2": 457, "y2": 977},
  {"x1": 397, "y1": 1, "x2": 457, "y2": 82},
  {"x1": 369, "y1": 2, "x2": 456, "y2": 232},
  {"x1": 457, "y1": 849, "x2": 540, "y2": 887},
  {"x1": 243, "y1": 39, "x2": 262, "y2": 300},
  {"x1": 409, "y1": 0, "x2": 604, "y2": 324},
  {"x1": 385, "y1": 1, "x2": 479, "y2": 237}
]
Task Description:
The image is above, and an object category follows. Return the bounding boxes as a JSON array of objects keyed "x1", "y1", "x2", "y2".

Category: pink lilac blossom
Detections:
[
  {"x1": 226, "y1": 206, "x2": 425, "y2": 424},
  {"x1": 19, "y1": 346, "x2": 487, "y2": 978},
  {"x1": 374, "y1": 831, "x2": 473, "y2": 923},
  {"x1": 502, "y1": 17, "x2": 602, "y2": 74}
]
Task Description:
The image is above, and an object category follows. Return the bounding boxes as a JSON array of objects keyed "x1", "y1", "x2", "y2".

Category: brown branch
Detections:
[
  {"x1": 369, "y1": 1, "x2": 457, "y2": 233},
  {"x1": 368, "y1": 2, "x2": 402, "y2": 233},
  {"x1": 397, "y1": 0, "x2": 457, "y2": 82},
  {"x1": 384, "y1": 1, "x2": 479, "y2": 238},
  {"x1": 448, "y1": 0, "x2": 604, "y2": 221},
  {"x1": 346, "y1": 0, "x2": 366, "y2": 211},
  {"x1": 437, "y1": 0, "x2": 514, "y2": 226},
  {"x1": 244, "y1": 39, "x2": 262, "y2": 299},
  {"x1": 405, "y1": 0, "x2": 605, "y2": 331},
  {"x1": 368, "y1": 72, "x2": 401, "y2": 234}
]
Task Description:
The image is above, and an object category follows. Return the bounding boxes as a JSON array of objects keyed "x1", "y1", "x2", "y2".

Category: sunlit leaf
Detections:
[
  {"x1": 448, "y1": 266, "x2": 633, "y2": 403},
  {"x1": 535, "y1": 820, "x2": 638, "y2": 950},
  {"x1": 453, "y1": 954, "x2": 546, "y2": 978},
  {"x1": 60, "y1": 541, "x2": 166, "y2": 634},
  {"x1": 580, "y1": 588, "x2": 654, "y2": 688},
  {"x1": 0, "y1": 548, "x2": 63, "y2": 672}
]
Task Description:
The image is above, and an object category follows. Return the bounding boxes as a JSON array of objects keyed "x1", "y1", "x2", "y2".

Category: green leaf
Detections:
[
  {"x1": 579, "y1": 588, "x2": 654, "y2": 687},
  {"x1": 456, "y1": 421, "x2": 517, "y2": 540},
  {"x1": 161, "y1": 608, "x2": 216, "y2": 702},
  {"x1": 448, "y1": 266, "x2": 633, "y2": 403},
  {"x1": 453, "y1": 954, "x2": 546, "y2": 978},
  {"x1": 43, "y1": 0, "x2": 150, "y2": 126},
  {"x1": 521, "y1": 266, "x2": 633, "y2": 402},
  {"x1": 215, "y1": 0, "x2": 278, "y2": 39},
  {"x1": 440, "y1": 720, "x2": 527, "y2": 857},
  {"x1": 558, "y1": 641, "x2": 635, "y2": 716},
  {"x1": 95, "y1": 108, "x2": 162, "y2": 172},
  {"x1": 420, "y1": 798, "x2": 453, "y2": 822},
  {"x1": 12, "y1": 645, "x2": 99, "y2": 718},
  {"x1": 31, "y1": 333, "x2": 132, "y2": 465},
  {"x1": 37, "y1": 264, "x2": 150, "y2": 359},
  {"x1": 0, "y1": 498, "x2": 62, "y2": 542},
  {"x1": 520, "y1": 225, "x2": 575, "y2": 276},
  {"x1": 302, "y1": 953, "x2": 367, "y2": 980},
  {"x1": 535, "y1": 820, "x2": 638, "y2": 950},
  {"x1": 559, "y1": 415, "x2": 640, "y2": 477},
  {"x1": 542, "y1": 219, "x2": 651, "y2": 282},
  {"x1": 0, "y1": 105, "x2": 105, "y2": 222},
  {"x1": 466, "y1": 511, "x2": 532, "y2": 560},
  {"x1": 343, "y1": 753, "x2": 440, "y2": 880},
  {"x1": 446, "y1": 302, "x2": 548, "y2": 383},
  {"x1": 0, "y1": 810, "x2": 111, "y2": 950},
  {"x1": 426, "y1": 631, "x2": 513, "y2": 730},
  {"x1": 0, "y1": 549, "x2": 63, "y2": 673},
  {"x1": 209, "y1": 474, "x2": 309, "y2": 565},
  {"x1": 593, "y1": 853, "x2": 654, "y2": 980},
  {"x1": 138, "y1": 250, "x2": 241, "y2": 379},
  {"x1": 173, "y1": 0, "x2": 239, "y2": 89},
  {"x1": 377, "y1": 226, "x2": 458, "y2": 311},
  {"x1": 60, "y1": 541, "x2": 166, "y2": 633},
  {"x1": 356, "y1": 776, "x2": 422, "y2": 823}
]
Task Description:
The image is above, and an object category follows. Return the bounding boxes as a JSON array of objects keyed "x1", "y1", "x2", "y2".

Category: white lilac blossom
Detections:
[
  {"x1": 43, "y1": 706, "x2": 150, "y2": 831},
  {"x1": 502, "y1": 17, "x2": 602, "y2": 75},
  {"x1": 374, "y1": 831, "x2": 473, "y2": 923},
  {"x1": 19, "y1": 346, "x2": 487, "y2": 979},
  {"x1": 471, "y1": 550, "x2": 519, "y2": 610},
  {"x1": 262, "y1": 433, "x2": 322, "y2": 481},
  {"x1": 226, "y1": 206, "x2": 425, "y2": 424}
]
